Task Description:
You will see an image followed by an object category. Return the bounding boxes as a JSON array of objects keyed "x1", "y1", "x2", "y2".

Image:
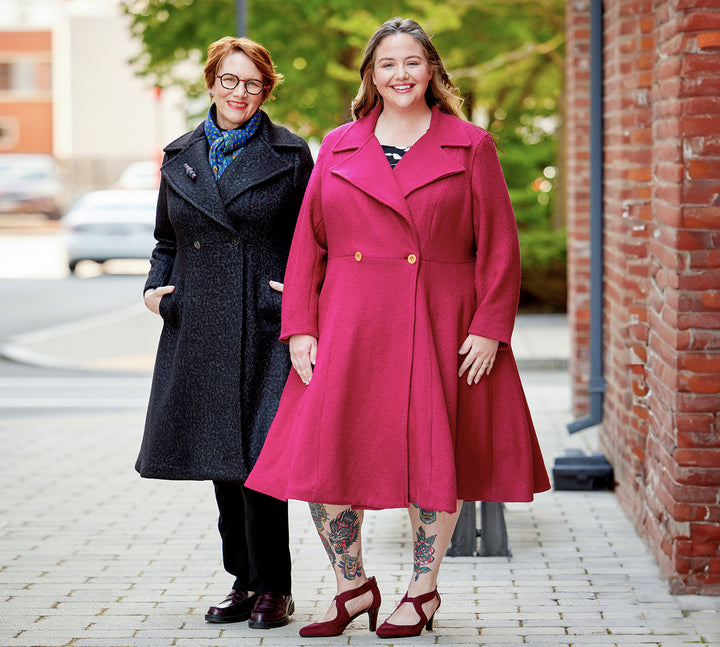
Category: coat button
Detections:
[
  {"x1": 193, "y1": 241, "x2": 201, "y2": 249},
  {"x1": 355, "y1": 251, "x2": 362, "y2": 261},
  {"x1": 231, "y1": 237, "x2": 239, "y2": 246},
  {"x1": 407, "y1": 254, "x2": 417, "y2": 264}
]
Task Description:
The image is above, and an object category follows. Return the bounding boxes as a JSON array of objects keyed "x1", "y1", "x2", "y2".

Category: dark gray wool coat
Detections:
[{"x1": 135, "y1": 110, "x2": 313, "y2": 481}]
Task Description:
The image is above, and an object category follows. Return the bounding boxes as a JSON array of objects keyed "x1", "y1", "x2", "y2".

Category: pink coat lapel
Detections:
[
  {"x1": 329, "y1": 106, "x2": 409, "y2": 219},
  {"x1": 329, "y1": 105, "x2": 470, "y2": 219}
]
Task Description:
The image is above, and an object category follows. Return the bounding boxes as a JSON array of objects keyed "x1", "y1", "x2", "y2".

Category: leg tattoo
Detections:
[
  {"x1": 413, "y1": 526, "x2": 437, "y2": 581},
  {"x1": 320, "y1": 534, "x2": 336, "y2": 565},
  {"x1": 312, "y1": 505, "x2": 365, "y2": 587},
  {"x1": 412, "y1": 503, "x2": 437, "y2": 524},
  {"x1": 310, "y1": 502, "x2": 328, "y2": 531},
  {"x1": 329, "y1": 509, "x2": 360, "y2": 554},
  {"x1": 338, "y1": 553, "x2": 362, "y2": 580}
]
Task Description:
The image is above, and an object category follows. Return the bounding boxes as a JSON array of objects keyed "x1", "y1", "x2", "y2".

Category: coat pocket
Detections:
[
  {"x1": 257, "y1": 280, "x2": 283, "y2": 324},
  {"x1": 158, "y1": 290, "x2": 181, "y2": 325}
]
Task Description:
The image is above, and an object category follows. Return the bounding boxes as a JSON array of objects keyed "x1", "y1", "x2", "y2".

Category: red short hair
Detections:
[{"x1": 204, "y1": 36, "x2": 282, "y2": 100}]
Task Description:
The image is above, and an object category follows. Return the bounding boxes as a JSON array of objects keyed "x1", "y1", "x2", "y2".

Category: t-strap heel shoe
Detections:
[
  {"x1": 299, "y1": 576, "x2": 381, "y2": 637},
  {"x1": 375, "y1": 588, "x2": 441, "y2": 638}
]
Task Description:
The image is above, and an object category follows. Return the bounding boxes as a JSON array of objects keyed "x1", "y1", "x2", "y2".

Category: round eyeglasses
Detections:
[{"x1": 216, "y1": 74, "x2": 267, "y2": 95}]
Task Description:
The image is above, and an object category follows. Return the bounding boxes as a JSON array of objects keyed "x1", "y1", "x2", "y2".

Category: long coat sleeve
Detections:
[
  {"x1": 246, "y1": 106, "x2": 550, "y2": 512},
  {"x1": 135, "y1": 112, "x2": 313, "y2": 481}
]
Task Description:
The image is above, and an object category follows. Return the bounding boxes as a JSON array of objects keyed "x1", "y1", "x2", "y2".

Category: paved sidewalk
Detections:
[{"x1": 1, "y1": 312, "x2": 719, "y2": 646}]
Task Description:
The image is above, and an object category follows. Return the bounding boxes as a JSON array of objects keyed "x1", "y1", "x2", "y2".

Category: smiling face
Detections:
[
  {"x1": 211, "y1": 50, "x2": 265, "y2": 130},
  {"x1": 371, "y1": 33, "x2": 433, "y2": 114}
]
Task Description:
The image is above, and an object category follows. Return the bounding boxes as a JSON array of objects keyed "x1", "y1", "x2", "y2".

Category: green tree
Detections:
[{"x1": 122, "y1": 0, "x2": 566, "y2": 310}]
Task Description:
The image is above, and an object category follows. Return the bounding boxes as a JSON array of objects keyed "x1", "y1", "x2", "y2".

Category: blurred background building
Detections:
[{"x1": 0, "y1": 0, "x2": 186, "y2": 195}]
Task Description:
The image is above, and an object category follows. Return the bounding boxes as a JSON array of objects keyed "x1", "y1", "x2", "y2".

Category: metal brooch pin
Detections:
[{"x1": 183, "y1": 163, "x2": 197, "y2": 180}]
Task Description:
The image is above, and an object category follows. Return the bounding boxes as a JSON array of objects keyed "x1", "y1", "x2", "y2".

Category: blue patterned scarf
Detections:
[{"x1": 204, "y1": 106, "x2": 262, "y2": 179}]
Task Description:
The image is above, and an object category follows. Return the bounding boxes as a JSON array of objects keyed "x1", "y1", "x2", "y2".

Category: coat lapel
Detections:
[
  {"x1": 161, "y1": 124, "x2": 235, "y2": 232},
  {"x1": 160, "y1": 112, "x2": 301, "y2": 234},
  {"x1": 329, "y1": 105, "x2": 470, "y2": 219},
  {"x1": 330, "y1": 107, "x2": 410, "y2": 219},
  {"x1": 393, "y1": 107, "x2": 469, "y2": 197},
  {"x1": 216, "y1": 113, "x2": 296, "y2": 207}
]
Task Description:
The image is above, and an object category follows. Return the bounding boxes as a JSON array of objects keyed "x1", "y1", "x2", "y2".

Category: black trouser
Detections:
[{"x1": 213, "y1": 480, "x2": 291, "y2": 595}]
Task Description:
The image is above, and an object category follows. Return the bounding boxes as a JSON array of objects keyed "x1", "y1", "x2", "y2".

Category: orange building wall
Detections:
[
  {"x1": 0, "y1": 31, "x2": 52, "y2": 52},
  {"x1": 0, "y1": 30, "x2": 53, "y2": 154},
  {"x1": 0, "y1": 103, "x2": 52, "y2": 153}
]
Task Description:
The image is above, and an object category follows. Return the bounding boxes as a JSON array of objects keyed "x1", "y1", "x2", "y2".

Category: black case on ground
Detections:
[{"x1": 552, "y1": 450, "x2": 615, "y2": 491}]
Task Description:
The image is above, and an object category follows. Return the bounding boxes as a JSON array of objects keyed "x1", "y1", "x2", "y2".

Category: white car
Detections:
[
  {"x1": 114, "y1": 161, "x2": 160, "y2": 190},
  {"x1": 62, "y1": 189, "x2": 158, "y2": 273}
]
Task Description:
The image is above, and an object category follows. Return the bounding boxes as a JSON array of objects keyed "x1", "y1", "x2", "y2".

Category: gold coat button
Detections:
[
  {"x1": 193, "y1": 241, "x2": 201, "y2": 249},
  {"x1": 407, "y1": 254, "x2": 417, "y2": 264},
  {"x1": 231, "y1": 237, "x2": 239, "y2": 246},
  {"x1": 355, "y1": 251, "x2": 362, "y2": 261}
]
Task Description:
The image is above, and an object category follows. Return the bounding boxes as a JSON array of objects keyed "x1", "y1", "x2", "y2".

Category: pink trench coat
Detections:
[{"x1": 246, "y1": 105, "x2": 550, "y2": 513}]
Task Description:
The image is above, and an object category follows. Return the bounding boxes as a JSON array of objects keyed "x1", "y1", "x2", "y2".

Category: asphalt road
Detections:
[{"x1": 0, "y1": 225, "x2": 153, "y2": 412}]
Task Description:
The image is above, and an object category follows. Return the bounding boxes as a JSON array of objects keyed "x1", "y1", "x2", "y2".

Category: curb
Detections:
[{"x1": 0, "y1": 303, "x2": 156, "y2": 373}]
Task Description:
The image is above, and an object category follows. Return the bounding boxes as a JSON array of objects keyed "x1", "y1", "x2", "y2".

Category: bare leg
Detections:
[
  {"x1": 308, "y1": 503, "x2": 375, "y2": 622},
  {"x1": 384, "y1": 500, "x2": 463, "y2": 626}
]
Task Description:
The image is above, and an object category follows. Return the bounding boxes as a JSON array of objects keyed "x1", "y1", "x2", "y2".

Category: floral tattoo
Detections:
[
  {"x1": 413, "y1": 526, "x2": 437, "y2": 581},
  {"x1": 329, "y1": 509, "x2": 360, "y2": 554},
  {"x1": 412, "y1": 503, "x2": 437, "y2": 524}
]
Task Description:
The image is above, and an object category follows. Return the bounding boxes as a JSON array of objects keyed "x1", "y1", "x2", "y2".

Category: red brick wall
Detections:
[{"x1": 565, "y1": 0, "x2": 720, "y2": 594}]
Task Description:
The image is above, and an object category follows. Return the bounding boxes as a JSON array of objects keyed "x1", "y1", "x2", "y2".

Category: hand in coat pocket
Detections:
[{"x1": 143, "y1": 285, "x2": 175, "y2": 316}]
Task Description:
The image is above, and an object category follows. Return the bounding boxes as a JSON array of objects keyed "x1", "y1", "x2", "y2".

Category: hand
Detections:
[
  {"x1": 269, "y1": 280, "x2": 284, "y2": 293},
  {"x1": 143, "y1": 285, "x2": 175, "y2": 315},
  {"x1": 289, "y1": 334, "x2": 317, "y2": 385},
  {"x1": 458, "y1": 334, "x2": 499, "y2": 385}
]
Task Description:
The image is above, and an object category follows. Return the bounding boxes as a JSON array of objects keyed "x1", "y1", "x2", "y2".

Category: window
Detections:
[
  {"x1": 0, "y1": 63, "x2": 10, "y2": 91},
  {"x1": 0, "y1": 58, "x2": 51, "y2": 93}
]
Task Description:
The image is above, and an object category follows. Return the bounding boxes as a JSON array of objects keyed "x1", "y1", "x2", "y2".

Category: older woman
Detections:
[
  {"x1": 246, "y1": 18, "x2": 549, "y2": 638},
  {"x1": 135, "y1": 36, "x2": 313, "y2": 629}
]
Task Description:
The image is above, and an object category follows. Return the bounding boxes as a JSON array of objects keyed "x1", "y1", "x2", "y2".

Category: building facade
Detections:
[
  {"x1": 0, "y1": 30, "x2": 53, "y2": 153},
  {"x1": 0, "y1": 0, "x2": 186, "y2": 193},
  {"x1": 565, "y1": 0, "x2": 720, "y2": 594}
]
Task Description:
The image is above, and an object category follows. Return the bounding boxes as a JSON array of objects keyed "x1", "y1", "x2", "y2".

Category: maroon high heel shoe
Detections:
[
  {"x1": 299, "y1": 576, "x2": 381, "y2": 637},
  {"x1": 375, "y1": 588, "x2": 441, "y2": 638}
]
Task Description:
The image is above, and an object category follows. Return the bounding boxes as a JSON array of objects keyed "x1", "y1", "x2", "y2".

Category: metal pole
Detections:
[
  {"x1": 479, "y1": 502, "x2": 510, "y2": 556},
  {"x1": 236, "y1": 0, "x2": 247, "y2": 37},
  {"x1": 567, "y1": 0, "x2": 606, "y2": 434},
  {"x1": 446, "y1": 501, "x2": 477, "y2": 556}
]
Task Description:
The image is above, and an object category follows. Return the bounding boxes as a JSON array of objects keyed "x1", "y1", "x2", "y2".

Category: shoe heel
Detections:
[
  {"x1": 368, "y1": 606, "x2": 379, "y2": 632},
  {"x1": 425, "y1": 612, "x2": 435, "y2": 631}
]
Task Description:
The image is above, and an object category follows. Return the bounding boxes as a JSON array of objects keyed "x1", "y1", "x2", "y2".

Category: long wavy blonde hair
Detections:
[{"x1": 351, "y1": 17, "x2": 464, "y2": 120}]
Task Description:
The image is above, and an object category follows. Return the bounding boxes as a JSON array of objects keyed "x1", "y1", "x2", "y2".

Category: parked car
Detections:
[
  {"x1": 0, "y1": 153, "x2": 67, "y2": 219},
  {"x1": 114, "y1": 160, "x2": 160, "y2": 190},
  {"x1": 62, "y1": 189, "x2": 158, "y2": 273}
]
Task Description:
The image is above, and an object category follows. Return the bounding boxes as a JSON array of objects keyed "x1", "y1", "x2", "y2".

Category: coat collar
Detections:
[
  {"x1": 329, "y1": 105, "x2": 469, "y2": 218},
  {"x1": 160, "y1": 111, "x2": 300, "y2": 233}
]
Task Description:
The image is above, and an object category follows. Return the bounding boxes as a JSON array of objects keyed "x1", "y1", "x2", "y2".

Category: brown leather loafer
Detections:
[
  {"x1": 205, "y1": 590, "x2": 258, "y2": 623},
  {"x1": 248, "y1": 592, "x2": 294, "y2": 629}
]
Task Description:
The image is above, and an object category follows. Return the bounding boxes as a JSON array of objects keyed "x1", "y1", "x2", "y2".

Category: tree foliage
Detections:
[{"x1": 122, "y1": 0, "x2": 567, "y2": 310}]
